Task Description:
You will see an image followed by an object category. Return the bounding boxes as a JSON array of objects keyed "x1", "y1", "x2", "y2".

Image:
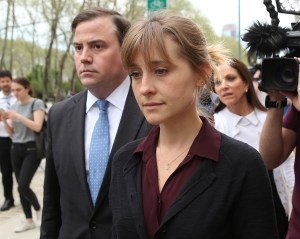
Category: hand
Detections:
[
  {"x1": 281, "y1": 57, "x2": 300, "y2": 111},
  {"x1": 0, "y1": 109, "x2": 4, "y2": 121},
  {"x1": 2, "y1": 110, "x2": 20, "y2": 121},
  {"x1": 267, "y1": 90, "x2": 285, "y2": 101}
]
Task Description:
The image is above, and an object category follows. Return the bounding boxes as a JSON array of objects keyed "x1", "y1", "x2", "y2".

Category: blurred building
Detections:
[{"x1": 222, "y1": 24, "x2": 237, "y2": 38}]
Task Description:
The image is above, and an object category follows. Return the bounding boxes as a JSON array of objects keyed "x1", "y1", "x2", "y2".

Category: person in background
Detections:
[
  {"x1": 109, "y1": 11, "x2": 278, "y2": 239},
  {"x1": 40, "y1": 7, "x2": 151, "y2": 239},
  {"x1": 260, "y1": 58, "x2": 300, "y2": 239},
  {"x1": 197, "y1": 86, "x2": 219, "y2": 118},
  {"x1": 213, "y1": 58, "x2": 294, "y2": 239},
  {"x1": 1, "y1": 77, "x2": 45, "y2": 233},
  {"x1": 0, "y1": 70, "x2": 16, "y2": 211},
  {"x1": 252, "y1": 68, "x2": 267, "y2": 104}
]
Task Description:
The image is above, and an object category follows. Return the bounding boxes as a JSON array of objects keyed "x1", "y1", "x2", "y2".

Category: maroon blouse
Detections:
[{"x1": 134, "y1": 118, "x2": 220, "y2": 238}]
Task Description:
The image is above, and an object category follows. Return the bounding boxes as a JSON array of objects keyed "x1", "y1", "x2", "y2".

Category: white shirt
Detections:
[
  {"x1": 0, "y1": 91, "x2": 16, "y2": 137},
  {"x1": 84, "y1": 77, "x2": 130, "y2": 171},
  {"x1": 214, "y1": 107, "x2": 266, "y2": 150},
  {"x1": 214, "y1": 107, "x2": 295, "y2": 216}
]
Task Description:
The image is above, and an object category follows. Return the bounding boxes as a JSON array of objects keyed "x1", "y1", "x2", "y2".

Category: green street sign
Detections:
[{"x1": 148, "y1": 0, "x2": 167, "y2": 11}]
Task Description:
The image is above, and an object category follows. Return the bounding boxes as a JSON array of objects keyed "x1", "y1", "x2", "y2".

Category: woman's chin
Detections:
[{"x1": 145, "y1": 116, "x2": 161, "y2": 126}]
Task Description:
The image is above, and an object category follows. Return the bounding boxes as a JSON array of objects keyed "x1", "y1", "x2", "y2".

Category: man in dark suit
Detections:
[{"x1": 40, "y1": 7, "x2": 151, "y2": 239}]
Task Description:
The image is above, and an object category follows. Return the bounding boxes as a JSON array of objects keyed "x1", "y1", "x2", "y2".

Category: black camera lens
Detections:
[
  {"x1": 261, "y1": 58, "x2": 299, "y2": 92},
  {"x1": 281, "y1": 66, "x2": 295, "y2": 84}
]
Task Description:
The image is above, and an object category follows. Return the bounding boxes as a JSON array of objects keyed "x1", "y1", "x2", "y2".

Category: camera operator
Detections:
[{"x1": 260, "y1": 59, "x2": 300, "y2": 239}]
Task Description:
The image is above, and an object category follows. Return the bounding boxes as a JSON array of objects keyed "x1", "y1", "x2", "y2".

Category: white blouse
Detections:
[
  {"x1": 214, "y1": 107, "x2": 266, "y2": 150},
  {"x1": 214, "y1": 107, "x2": 295, "y2": 217}
]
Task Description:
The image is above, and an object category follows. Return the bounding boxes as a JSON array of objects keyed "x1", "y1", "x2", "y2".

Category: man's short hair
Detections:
[
  {"x1": 0, "y1": 70, "x2": 12, "y2": 80},
  {"x1": 71, "y1": 7, "x2": 131, "y2": 45}
]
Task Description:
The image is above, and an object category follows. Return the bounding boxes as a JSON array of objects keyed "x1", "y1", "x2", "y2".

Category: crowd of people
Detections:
[
  {"x1": 0, "y1": 75, "x2": 45, "y2": 232},
  {"x1": 0, "y1": 6, "x2": 299, "y2": 239}
]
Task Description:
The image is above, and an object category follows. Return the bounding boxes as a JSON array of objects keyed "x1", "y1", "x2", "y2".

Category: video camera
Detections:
[
  {"x1": 261, "y1": 57, "x2": 299, "y2": 92},
  {"x1": 242, "y1": 0, "x2": 300, "y2": 92}
]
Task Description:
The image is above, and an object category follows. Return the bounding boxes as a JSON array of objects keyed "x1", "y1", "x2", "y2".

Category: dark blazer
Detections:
[
  {"x1": 40, "y1": 88, "x2": 152, "y2": 239},
  {"x1": 109, "y1": 131, "x2": 279, "y2": 239}
]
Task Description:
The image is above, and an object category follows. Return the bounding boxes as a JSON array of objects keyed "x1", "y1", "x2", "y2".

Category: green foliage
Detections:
[
  {"x1": 26, "y1": 64, "x2": 47, "y2": 98},
  {"x1": 123, "y1": 0, "x2": 147, "y2": 21},
  {"x1": 62, "y1": 76, "x2": 84, "y2": 95},
  {"x1": 167, "y1": 0, "x2": 245, "y2": 61},
  {"x1": 216, "y1": 36, "x2": 248, "y2": 63},
  {"x1": 0, "y1": 0, "x2": 250, "y2": 101}
]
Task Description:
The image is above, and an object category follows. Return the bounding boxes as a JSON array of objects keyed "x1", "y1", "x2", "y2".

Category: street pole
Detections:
[{"x1": 238, "y1": 0, "x2": 241, "y2": 60}]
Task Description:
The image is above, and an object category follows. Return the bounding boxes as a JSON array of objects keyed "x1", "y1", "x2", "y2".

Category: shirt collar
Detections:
[
  {"x1": 243, "y1": 110, "x2": 259, "y2": 126},
  {"x1": 222, "y1": 107, "x2": 259, "y2": 127},
  {"x1": 135, "y1": 117, "x2": 221, "y2": 163},
  {"x1": 86, "y1": 76, "x2": 130, "y2": 113},
  {"x1": 0, "y1": 91, "x2": 13, "y2": 98}
]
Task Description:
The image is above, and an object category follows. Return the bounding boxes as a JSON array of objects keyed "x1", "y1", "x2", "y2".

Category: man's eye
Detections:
[
  {"x1": 94, "y1": 44, "x2": 102, "y2": 50},
  {"x1": 73, "y1": 45, "x2": 82, "y2": 52}
]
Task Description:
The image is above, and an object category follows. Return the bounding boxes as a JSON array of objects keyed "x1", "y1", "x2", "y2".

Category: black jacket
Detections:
[
  {"x1": 110, "y1": 124, "x2": 279, "y2": 239},
  {"x1": 40, "y1": 88, "x2": 152, "y2": 239}
]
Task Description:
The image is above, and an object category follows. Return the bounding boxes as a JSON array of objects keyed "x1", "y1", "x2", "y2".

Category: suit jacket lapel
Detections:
[
  {"x1": 68, "y1": 91, "x2": 92, "y2": 205},
  {"x1": 159, "y1": 160, "x2": 216, "y2": 227},
  {"x1": 111, "y1": 87, "x2": 146, "y2": 156}
]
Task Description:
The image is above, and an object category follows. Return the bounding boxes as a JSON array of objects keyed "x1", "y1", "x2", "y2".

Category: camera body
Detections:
[
  {"x1": 286, "y1": 30, "x2": 300, "y2": 48},
  {"x1": 242, "y1": 0, "x2": 300, "y2": 93},
  {"x1": 261, "y1": 57, "x2": 299, "y2": 92},
  {"x1": 260, "y1": 26, "x2": 300, "y2": 92}
]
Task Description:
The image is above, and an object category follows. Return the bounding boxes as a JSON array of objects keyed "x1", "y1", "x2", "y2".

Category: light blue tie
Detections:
[{"x1": 88, "y1": 100, "x2": 110, "y2": 205}]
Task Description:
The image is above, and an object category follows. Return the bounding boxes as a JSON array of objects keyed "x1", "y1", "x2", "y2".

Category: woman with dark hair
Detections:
[
  {"x1": 214, "y1": 58, "x2": 265, "y2": 114},
  {"x1": 213, "y1": 58, "x2": 294, "y2": 239},
  {"x1": 1, "y1": 77, "x2": 46, "y2": 233}
]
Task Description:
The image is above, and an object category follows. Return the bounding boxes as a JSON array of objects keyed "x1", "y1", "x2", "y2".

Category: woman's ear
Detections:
[{"x1": 196, "y1": 64, "x2": 212, "y2": 87}]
